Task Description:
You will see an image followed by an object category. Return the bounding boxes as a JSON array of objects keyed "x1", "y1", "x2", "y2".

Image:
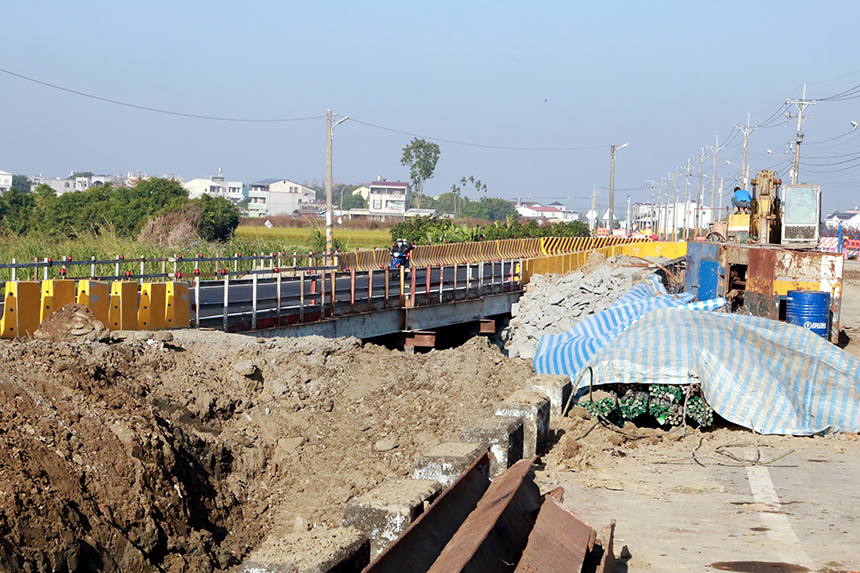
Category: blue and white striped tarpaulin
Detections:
[
  {"x1": 578, "y1": 308, "x2": 860, "y2": 435},
  {"x1": 533, "y1": 276, "x2": 725, "y2": 382},
  {"x1": 532, "y1": 275, "x2": 860, "y2": 435}
]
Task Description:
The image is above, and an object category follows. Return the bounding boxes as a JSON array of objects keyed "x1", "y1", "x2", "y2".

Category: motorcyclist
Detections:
[{"x1": 390, "y1": 238, "x2": 412, "y2": 269}]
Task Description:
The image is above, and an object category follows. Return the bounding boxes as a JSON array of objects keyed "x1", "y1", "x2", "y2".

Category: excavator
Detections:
[{"x1": 706, "y1": 170, "x2": 821, "y2": 248}]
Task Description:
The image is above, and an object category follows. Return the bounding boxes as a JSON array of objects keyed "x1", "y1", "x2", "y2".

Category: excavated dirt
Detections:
[{"x1": 0, "y1": 330, "x2": 533, "y2": 571}]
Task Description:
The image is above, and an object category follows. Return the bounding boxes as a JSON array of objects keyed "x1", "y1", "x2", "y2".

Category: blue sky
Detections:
[{"x1": 2, "y1": 1, "x2": 860, "y2": 215}]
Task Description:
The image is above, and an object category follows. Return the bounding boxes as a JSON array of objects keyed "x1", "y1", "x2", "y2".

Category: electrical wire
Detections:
[
  {"x1": 0, "y1": 66, "x2": 324, "y2": 123},
  {"x1": 348, "y1": 118, "x2": 607, "y2": 151}
]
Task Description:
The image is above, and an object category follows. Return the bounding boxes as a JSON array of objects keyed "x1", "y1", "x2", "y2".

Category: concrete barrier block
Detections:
[
  {"x1": 496, "y1": 390, "x2": 551, "y2": 458},
  {"x1": 461, "y1": 415, "x2": 524, "y2": 479},
  {"x1": 412, "y1": 442, "x2": 486, "y2": 487},
  {"x1": 40, "y1": 279, "x2": 77, "y2": 323},
  {"x1": 77, "y1": 281, "x2": 111, "y2": 326},
  {"x1": 343, "y1": 478, "x2": 442, "y2": 559},
  {"x1": 138, "y1": 282, "x2": 167, "y2": 330},
  {"x1": 526, "y1": 374, "x2": 572, "y2": 418},
  {"x1": 165, "y1": 281, "x2": 190, "y2": 328},
  {"x1": 109, "y1": 282, "x2": 138, "y2": 331}
]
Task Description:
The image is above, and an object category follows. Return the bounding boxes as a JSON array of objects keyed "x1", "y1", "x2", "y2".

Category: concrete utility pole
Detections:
[
  {"x1": 626, "y1": 195, "x2": 631, "y2": 236},
  {"x1": 608, "y1": 143, "x2": 627, "y2": 235},
  {"x1": 659, "y1": 177, "x2": 667, "y2": 236},
  {"x1": 707, "y1": 135, "x2": 723, "y2": 217},
  {"x1": 665, "y1": 172, "x2": 672, "y2": 240},
  {"x1": 683, "y1": 159, "x2": 692, "y2": 240},
  {"x1": 735, "y1": 114, "x2": 754, "y2": 190},
  {"x1": 644, "y1": 180, "x2": 656, "y2": 233},
  {"x1": 696, "y1": 150, "x2": 704, "y2": 235},
  {"x1": 325, "y1": 109, "x2": 349, "y2": 258},
  {"x1": 672, "y1": 171, "x2": 679, "y2": 242},
  {"x1": 787, "y1": 83, "x2": 815, "y2": 184}
]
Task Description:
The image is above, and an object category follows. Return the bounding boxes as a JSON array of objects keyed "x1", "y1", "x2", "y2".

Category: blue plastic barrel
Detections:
[{"x1": 786, "y1": 290, "x2": 830, "y2": 339}]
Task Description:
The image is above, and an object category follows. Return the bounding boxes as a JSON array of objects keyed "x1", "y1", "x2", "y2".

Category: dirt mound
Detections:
[
  {"x1": 33, "y1": 303, "x2": 110, "y2": 343},
  {"x1": 0, "y1": 330, "x2": 534, "y2": 571}
]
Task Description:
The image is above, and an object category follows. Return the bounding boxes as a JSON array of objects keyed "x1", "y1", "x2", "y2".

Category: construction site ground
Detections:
[{"x1": 0, "y1": 260, "x2": 857, "y2": 571}]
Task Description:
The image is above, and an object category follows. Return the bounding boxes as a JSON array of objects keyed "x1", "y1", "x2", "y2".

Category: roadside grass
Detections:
[{"x1": 235, "y1": 225, "x2": 392, "y2": 250}]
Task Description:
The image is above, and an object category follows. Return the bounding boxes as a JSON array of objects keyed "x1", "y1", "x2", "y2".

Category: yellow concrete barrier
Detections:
[
  {"x1": 620, "y1": 241, "x2": 687, "y2": 259},
  {"x1": 165, "y1": 282, "x2": 190, "y2": 328},
  {"x1": 138, "y1": 282, "x2": 167, "y2": 330},
  {"x1": 109, "y1": 282, "x2": 138, "y2": 331},
  {"x1": 0, "y1": 282, "x2": 41, "y2": 338},
  {"x1": 40, "y1": 279, "x2": 77, "y2": 323},
  {"x1": 77, "y1": 281, "x2": 111, "y2": 326}
]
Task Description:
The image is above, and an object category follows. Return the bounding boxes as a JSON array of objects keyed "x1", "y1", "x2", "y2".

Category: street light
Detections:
[
  {"x1": 326, "y1": 110, "x2": 349, "y2": 258},
  {"x1": 609, "y1": 143, "x2": 628, "y2": 234}
]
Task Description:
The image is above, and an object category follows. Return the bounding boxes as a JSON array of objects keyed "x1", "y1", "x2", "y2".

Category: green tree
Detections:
[
  {"x1": 340, "y1": 193, "x2": 367, "y2": 210},
  {"x1": 68, "y1": 171, "x2": 94, "y2": 179},
  {"x1": 107, "y1": 178, "x2": 188, "y2": 237},
  {"x1": 197, "y1": 195, "x2": 239, "y2": 242},
  {"x1": 400, "y1": 138, "x2": 440, "y2": 210},
  {"x1": 0, "y1": 187, "x2": 35, "y2": 234},
  {"x1": 11, "y1": 175, "x2": 32, "y2": 193}
]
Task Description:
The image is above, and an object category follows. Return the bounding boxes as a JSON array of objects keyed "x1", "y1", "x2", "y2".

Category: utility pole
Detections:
[
  {"x1": 325, "y1": 109, "x2": 349, "y2": 258},
  {"x1": 326, "y1": 110, "x2": 333, "y2": 258},
  {"x1": 735, "y1": 115, "x2": 754, "y2": 190},
  {"x1": 626, "y1": 195, "x2": 631, "y2": 236},
  {"x1": 787, "y1": 83, "x2": 815, "y2": 184},
  {"x1": 696, "y1": 150, "x2": 704, "y2": 235},
  {"x1": 683, "y1": 159, "x2": 692, "y2": 240},
  {"x1": 672, "y1": 171, "x2": 679, "y2": 242},
  {"x1": 707, "y1": 135, "x2": 723, "y2": 219},
  {"x1": 608, "y1": 143, "x2": 628, "y2": 235},
  {"x1": 665, "y1": 172, "x2": 672, "y2": 240},
  {"x1": 644, "y1": 180, "x2": 656, "y2": 234},
  {"x1": 659, "y1": 177, "x2": 667, "y2": 236}
]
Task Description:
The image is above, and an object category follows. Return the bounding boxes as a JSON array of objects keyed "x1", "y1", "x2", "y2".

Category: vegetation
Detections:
[
  {"x1": 390, "y1": 216, "x2": 590, "y2": 244},
  {"x1": 0, "y1": 178, "x2": 238, "y2": 242},
  {"x1": 401, "y1": 138, "x2": 440, "y2": 210}
]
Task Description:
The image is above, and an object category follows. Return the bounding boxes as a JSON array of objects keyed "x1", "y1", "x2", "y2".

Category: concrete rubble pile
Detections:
[{"x1": 502, "y1": 253, "x2": 655, "y2": 360}]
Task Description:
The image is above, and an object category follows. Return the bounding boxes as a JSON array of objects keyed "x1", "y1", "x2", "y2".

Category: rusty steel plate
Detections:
[
  {"x1": 427, "y1": 456, "x2": 541, "y2": 573},
  {"x1": 363, "y1": 452, "x2": 492, "y2": 573},
  {"x1": 514, "y1": 495, "x2": 595, "y2": 573}
]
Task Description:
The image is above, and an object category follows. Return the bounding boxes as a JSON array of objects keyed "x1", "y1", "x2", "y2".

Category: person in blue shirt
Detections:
[{"x1": 731, "y1": 187, "x2": 752, "y2": 212}]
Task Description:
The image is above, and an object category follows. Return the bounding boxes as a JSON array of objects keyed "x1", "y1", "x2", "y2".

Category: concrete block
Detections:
[
  {"x1": 526, "y1": 374, "x2": 573, "y2": 418},
  {"x1": 496, "y1": 390, "x2": 551, "y2": 458},
  {"x1": 343, "y1": 478, "x2": 442, "y2": 559},
  {"x1": 412, "y1": 441, "x2": 486, "y2": 487},
  {"x1": 460, "y1": 415, "x2": 524, "y2": 479},
  {"x1": 239, "y1": 526, "x2": 370, "y2": 573}
]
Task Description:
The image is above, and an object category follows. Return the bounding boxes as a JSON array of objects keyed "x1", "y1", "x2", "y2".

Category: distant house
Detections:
[
  {"x1": 0, "y1": 170, "x2": 11, "y2": 193},
  {"x1": 352, "y1": 186, "x2": 370, "y2": 200},
  {"x1": 31, "y1": 174, "x2": 120, "y2": 195},
  {"x1": 248, "y1": 179, "x2": 315, "y2": 217},
  {"x1": 825, "y1": 211, "x2": 859, "y2": 229},
  {"x1": 368, "y1": 180, "x2": 410, "y2": 220},
  {"x1": 183, "y1": 171, "x2": 245, "y2": 204}
]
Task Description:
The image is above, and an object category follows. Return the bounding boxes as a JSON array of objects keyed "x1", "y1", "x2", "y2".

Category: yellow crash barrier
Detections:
[
  {"x1": 109, "y1": 281, "x2": 139, "y2": 331},
  {"x1": 165, "y1": 282, "x2": 190, "y2": 328},
  {"x1": 0, "y1": 282, "x2": 41, "y2": 338},
  {"x1": 40, "y1": 279, "x2": 77, "y2": 323},
  {"x1": 138, "y1": 282, "x2": 167, "y2": 330},
  {"x1": 77, "y1": 281, "x2": 111, "y2": 326}
]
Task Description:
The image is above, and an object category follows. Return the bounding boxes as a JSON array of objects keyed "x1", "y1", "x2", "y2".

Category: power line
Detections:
[
  {"x1": 0, "y1": 66, "x2": 324, "y2": 123},
  {"x1": 349, "y1": 118, "x2": 607, "y2": 151}
]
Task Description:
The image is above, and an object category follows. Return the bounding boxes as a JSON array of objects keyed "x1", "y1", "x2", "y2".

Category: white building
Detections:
[
  {"x1": 368, "y1": 180, "x2": 409, "y2": 220},
  {"x1": 183, "y1": 170, "x2": 244, "y2": 204},
  {"x1": 0, "y1": 170, "x2": 12, "y2": 193},
  {"x1": 247, "y1": 179, "x2": 315, "y2": 217}
]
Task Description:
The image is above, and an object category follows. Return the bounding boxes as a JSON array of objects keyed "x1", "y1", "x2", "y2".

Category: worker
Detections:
[
  {"x1": 731, "y1": 187, "x2": 752, "y2": 212},
  {"x1": 390, "y1": 238, "x2": 412, "y2": 269}
]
